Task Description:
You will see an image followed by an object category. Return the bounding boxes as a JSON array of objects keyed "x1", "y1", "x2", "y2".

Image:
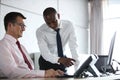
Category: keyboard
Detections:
[{"x1": 56, "y1": 74, "x2": 74, "y2": 78}]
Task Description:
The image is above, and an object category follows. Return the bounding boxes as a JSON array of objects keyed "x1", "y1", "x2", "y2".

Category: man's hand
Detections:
[
  {"x1": 45, "y1": 69, "x2": 64, "y2": 78},
  {"x1": 58, "y1": 57, "x2": 76, "y2": 67}
]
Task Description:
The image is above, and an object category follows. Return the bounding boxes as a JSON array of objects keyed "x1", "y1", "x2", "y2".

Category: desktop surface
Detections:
[{"x1": 1, "y1": 74, "x2": 120, "y2": 80}]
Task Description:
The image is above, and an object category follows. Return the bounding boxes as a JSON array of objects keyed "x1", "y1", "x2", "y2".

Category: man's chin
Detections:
[{"x1": 18, "y1": 35, "x2": 22, "y2": 38}]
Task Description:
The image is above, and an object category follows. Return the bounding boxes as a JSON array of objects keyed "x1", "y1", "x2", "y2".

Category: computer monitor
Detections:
[
  {"x1": 75, "y1": 32, "x2": 116, "y2": 77},
  {"x1": 106, "y1": 32, "x2": 116, "y2": 73},
  {"x1": 57, "y1": 54, "x2": 101, "y2": 78},
  {"x1": 95, "y1": 32, "x2": 116, "y2": 73},
  {"x1": 74, "y1": 54, "x2": 101, "y2": 78},
  {"x1": 107, "y1": 32, "x2": 116, "y2": 66}
]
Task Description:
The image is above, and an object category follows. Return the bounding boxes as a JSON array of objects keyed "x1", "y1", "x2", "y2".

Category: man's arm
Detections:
[
  {"x1": 45, "y1": 69, "x2": 64, "y2": 78},
  {"x1": 0, "y1": 42, "x2": 64, "y2": 78},
  {"x1": 58, "y1": 57, "x2": 76, "y2": 67},
  {"x1": 68, "y1": 22, "x2": 80, "y2": 69},
  {"x1": 36, "y1": 29, "x2": 59, "y2": 63}
]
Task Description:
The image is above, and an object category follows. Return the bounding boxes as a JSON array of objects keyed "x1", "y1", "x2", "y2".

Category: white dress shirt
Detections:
[
  {"x1": 36, "y1": 20, "x2": 79, "y2": 66},
  {"x1": 0, "y1": 34, "x2": 44, "y2": 78}
]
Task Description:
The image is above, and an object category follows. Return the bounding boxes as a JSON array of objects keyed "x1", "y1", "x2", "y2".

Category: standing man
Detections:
[
  {"x1": 36, "y1": 7, "x2": 79, "y2": 73},
  {"x1": 0, "y1": 12, "x2": 64, "y2": 78}
]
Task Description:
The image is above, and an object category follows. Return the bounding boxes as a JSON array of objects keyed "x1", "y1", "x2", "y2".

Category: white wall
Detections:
[
  {"x1": 0, "y1": 0, "x2": 89, "y2": 54},
  {"x1": 59, "y1": 0, "x2": 89, "y2": 54}
]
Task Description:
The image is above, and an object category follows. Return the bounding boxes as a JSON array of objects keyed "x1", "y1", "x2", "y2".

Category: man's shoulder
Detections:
[
  {"x1": 61, "y1": 20, "x2": 72, "y2": 24},
  {"x1": 0, "y1": 38, "x2": 10, "y2": 49},
  {"x1": 60, "y1": 20, "x2": 73, "y2": 29},
  {"x1": 0, "y1": 37, "x2": 6, "y2": 44},
  {"x1": 36, "y1": 23, "x2": 47, "y2": 32}
]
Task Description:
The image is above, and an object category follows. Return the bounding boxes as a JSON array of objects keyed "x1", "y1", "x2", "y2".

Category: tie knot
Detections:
[
  {"x1": 16, "y1": 41, "x2": 20, "y2": 45},
  {"x1": 55, "y1": 28, "x2": 60, "y2": 32}
]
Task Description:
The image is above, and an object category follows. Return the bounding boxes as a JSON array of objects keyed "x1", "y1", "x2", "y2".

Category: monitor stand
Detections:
[
  {"x1": 101, "y1": 64, "x2": 115, "y2": 74},
  {"x1": 87, "y1": 64, "x2": 101, "y2": 77},
  {"x1": 85, "y1": 54, "x2": 102, "y2": 77}
]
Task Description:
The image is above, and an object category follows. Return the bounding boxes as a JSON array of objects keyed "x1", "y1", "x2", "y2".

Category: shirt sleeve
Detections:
[
  {"x1": 68, "y1": 22, "x2": 80, "y2": 70},
  {"x1": 36, "y1": 28, "x2": 59, "y2": 63},
  {"x1": 0, "y1": 42, "x2": 45, "y2": 78}
]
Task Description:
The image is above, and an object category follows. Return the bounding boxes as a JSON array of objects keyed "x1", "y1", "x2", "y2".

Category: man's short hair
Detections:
[
  {"x1": 4, "y1": 12, "x2": 26, "y2": 31},
  {"x1": 43, "y1": 7, "x2": 57, "y2": 17}
]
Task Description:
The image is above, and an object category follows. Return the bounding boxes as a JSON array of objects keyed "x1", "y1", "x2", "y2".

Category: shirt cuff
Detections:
[
  {"x1": 36, "y1": 70, "x2": 45, "y2": 77},
  {"x1": 55, "y1": 57, "x2": 60, "y2": 63}
]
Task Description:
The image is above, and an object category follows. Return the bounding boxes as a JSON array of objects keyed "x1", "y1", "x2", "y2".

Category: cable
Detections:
[{"x1": 113, "y1": 59, "x2": 120, "y2": 65}]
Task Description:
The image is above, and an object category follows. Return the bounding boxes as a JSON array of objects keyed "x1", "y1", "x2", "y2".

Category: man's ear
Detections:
[
  {"x1": 7, "y1": 22, "x2": 14, "y2": 32},
  {"x1": 8, "y1": 22, "x2": 13, "y2": 28},
  {"x1": 57, "y1": 13, "x2": 60, "y2": 19}
]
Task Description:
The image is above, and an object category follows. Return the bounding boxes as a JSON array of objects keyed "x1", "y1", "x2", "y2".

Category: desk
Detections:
[{"x1": 0, "y1": 75, "x2": 120, "y2": 80}]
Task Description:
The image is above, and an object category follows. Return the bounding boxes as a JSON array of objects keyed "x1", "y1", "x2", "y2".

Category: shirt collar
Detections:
[
  {"x1": 4, "y1": 34, "x2": 17, "y2": 44},
  {"x1": 58, "y1": 20, "x2": 63, "y2": 29},
  {"x1": 47, "y1": 20, "x2": 63, "y2": 32}
]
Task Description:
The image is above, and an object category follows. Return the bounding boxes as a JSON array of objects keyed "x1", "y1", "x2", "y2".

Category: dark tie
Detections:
[
  {"x1": 16, "y1": 41, "x2": 33, "y2": 70},
  {"x1": 55, "y1": 28, "x2": 64, "y2": 57}
]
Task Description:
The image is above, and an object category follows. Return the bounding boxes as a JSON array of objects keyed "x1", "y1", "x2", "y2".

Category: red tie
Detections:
[{"x1": 16, "y1": 41, "x2": 33, "y2": 70}]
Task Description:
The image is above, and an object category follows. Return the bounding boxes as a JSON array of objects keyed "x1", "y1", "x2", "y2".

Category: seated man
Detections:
[{"x1": 0, "y1": 12, "x2": 64, "y2": 78}]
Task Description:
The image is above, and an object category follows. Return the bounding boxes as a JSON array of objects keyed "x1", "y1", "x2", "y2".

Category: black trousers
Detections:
[{"x1": 39, "y1": 56, "x2": 66, "y2": 72}]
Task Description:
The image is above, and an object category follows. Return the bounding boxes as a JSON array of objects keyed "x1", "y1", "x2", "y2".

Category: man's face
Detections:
[
  {"x1": 44, "y1": 13, "x2": 59, "y2": 30},
  {"x1": 8, "y1": 16, "x2": 26, "y2": 39}
]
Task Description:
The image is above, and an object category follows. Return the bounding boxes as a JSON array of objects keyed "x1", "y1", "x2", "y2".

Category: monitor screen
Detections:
[{"x1": 107, "y1": 32, "x2": 116, "y2": 65}]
